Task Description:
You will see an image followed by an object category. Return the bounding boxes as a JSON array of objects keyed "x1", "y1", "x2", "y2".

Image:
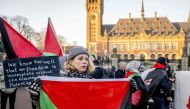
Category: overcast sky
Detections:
[{"x1": 0, "y1": 0, "x2": 190, "y2": 47}]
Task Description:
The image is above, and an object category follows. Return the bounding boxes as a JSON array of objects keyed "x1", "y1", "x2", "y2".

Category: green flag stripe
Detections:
[
  {"x1": 43, "y1": 52, "x2": 58, "y2": 56},
  {"x1": 40, "y1": 90, "x2": 57, "y2": 109}
]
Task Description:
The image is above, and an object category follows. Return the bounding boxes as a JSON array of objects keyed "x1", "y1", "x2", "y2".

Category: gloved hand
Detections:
[
  {"x1": 28, "y1": 78, "x2": 42, "y2": 101},
  {"x1": 130, "y1": 78, "x2": 138, "y2": 93}
]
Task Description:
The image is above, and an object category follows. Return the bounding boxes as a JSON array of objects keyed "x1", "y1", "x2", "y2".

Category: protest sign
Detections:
[{"x1": 3, "y1": 56, "x2": 60, "y2": 88}]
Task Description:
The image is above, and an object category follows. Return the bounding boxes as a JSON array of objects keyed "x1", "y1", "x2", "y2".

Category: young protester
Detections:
[{"x1": 124, "y1": 60, "x2": 151, "y2": 109}]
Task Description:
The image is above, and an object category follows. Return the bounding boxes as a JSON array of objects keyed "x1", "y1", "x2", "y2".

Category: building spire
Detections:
[{"x1": 141, "y1": 0, "x2": 145, "y2": 21}]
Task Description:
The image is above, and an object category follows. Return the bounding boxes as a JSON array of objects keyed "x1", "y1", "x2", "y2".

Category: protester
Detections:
[
  {"x1": 90, "y1": 60, "x2": 105, "y2": 79},
  {"x1": 124, "y1": 60, "x2": 151, "y2": 109},
  {"x1": 109, "y1": 66, "x2": 116, "y2": 78},
  {"x1": 28, "y1": 46, "x2": 138, "y2": 108},
  {"x1": 28, "y1": 46, "x2": 95, "y2": 107},
  {"x1": 110, "y1": 61, "x2": 127, "y2": 78},
  {"x1": 144, "y1": 57, "x2": 175, "y2": 109},
  {"x1": 0, "y1": 54, "x2": 17, "y2": 109}
]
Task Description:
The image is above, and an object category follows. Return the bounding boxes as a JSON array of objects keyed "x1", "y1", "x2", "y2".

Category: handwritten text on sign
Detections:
[{"x1": 3, "y1": 56, "x2": 60, "y2": 88}]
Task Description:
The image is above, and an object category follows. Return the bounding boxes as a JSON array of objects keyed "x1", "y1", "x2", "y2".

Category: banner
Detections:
[
  {"x1": 40, "y1": 77, "x2": 131, "y2": 109},
  {"x1": 175, "y1": 71, "x2": 190, "y2": 109},
  {"x1": 3, "y1": 56, "x2": 60, "y2": 88}
]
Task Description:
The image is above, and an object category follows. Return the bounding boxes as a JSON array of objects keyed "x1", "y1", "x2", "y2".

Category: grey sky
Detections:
[{"x1": 0, "y1": 0, "x2": 190, "y2": 47}]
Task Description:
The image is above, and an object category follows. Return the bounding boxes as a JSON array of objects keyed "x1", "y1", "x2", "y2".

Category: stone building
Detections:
[{"x1": 86, "y1": 0, "x2": 190, "y2": 61}]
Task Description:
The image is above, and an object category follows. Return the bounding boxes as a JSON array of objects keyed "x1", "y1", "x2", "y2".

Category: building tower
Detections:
[
  {"x1": 86, "y1": 0, "x2": 103, "y2": 53},
  {"x1": 141, "y1": 0, "x2": 145, "y2": 22}
]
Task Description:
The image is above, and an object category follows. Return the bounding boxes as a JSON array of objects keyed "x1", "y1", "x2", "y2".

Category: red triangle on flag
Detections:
[
  {"x1": 0, "y1": 17, "x2": 42, "y2": 59},
  {"x1": 43, "y1": 18, "x2": 63, "y2": 56}
]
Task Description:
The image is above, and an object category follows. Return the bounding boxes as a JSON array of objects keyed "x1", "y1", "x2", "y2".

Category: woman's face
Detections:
[{"x1": 72, "y1": 54, "x2": 89, "y2": 73}]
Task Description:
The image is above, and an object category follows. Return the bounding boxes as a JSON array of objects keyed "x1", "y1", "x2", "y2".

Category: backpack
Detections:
[{"x1": 125, "y1": 71, "x2": 141, "y2": 106}]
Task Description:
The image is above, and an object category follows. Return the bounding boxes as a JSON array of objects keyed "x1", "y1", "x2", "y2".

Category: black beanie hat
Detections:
[{"x1": 157, "y1": 57, "x2": 166, "y2": 66}]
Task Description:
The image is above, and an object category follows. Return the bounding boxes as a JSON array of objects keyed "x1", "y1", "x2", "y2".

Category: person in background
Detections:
[
  {"x1": 147, "y1": 57, "x2": 175, "y2": 109},
  {"x1": 90, "y1": 60, "x2": 105, "y2": 79},
  {"x1": 0, "y1": 54, "x2": 17, "y2": 109},
  {"x1": 109, "y1": 66, "x2": 116, "y2": 78},
  {"x1": 112, "y1": 61, "x2": 127, "y2": 78},
  {"x1": 124, "y1": 60, "x2": 151, "y2": 109},
  {"x1": 164, "y1": 58, "x2": 175, "y2": 109}
]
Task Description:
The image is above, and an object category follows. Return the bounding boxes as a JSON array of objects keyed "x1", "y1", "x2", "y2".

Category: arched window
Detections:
[
  {"x1": 130, "y1": 54, "x2": 135, "y2": 59},
  {"x1": 158, "y1": 54, "x2": 162, "y2": 58},
  {"x1": 172, "y1": 54, "x2": 176, "y2": 60},
  {"x1": 165, "y1": 54, "x2": 169, "y2": 58},
  {"x1": 124, "y1": 54, "x2": 128, "y2": 59},
  {"x1": 151, "y1": 54, "x2": 156, "y2": 59},
  {"x1": 140, "y1": 54, "x2": 145, "y2": 61},
  {"x1": 117, "y1": 54, "x2": 121, "y2": 59}
]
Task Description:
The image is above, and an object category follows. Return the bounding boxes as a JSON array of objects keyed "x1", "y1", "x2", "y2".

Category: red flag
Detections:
[
  {"x1": 40, "y1": 77, "x2": 131, "y2": 109},
  {"x1": 0, "y1": 17, "x2": 42, "y2": 59},
  {"x1": 43, "y1": 18, "x2": 63, "y2": 56}
]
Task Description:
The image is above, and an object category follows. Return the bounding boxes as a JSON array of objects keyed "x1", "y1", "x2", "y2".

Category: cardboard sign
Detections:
[{"x1": 3, "y1": 56, "x2": 60, "y2": 88}]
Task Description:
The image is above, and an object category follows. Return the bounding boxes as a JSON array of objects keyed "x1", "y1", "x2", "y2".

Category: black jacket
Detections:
[
  {"x1": 90, "y1": 66, "x2": 104, "y2": 79},
  {"x1": 150, "y1": 69, "x2": 172, "y2": 97},
  {"x1": 114, "y1": 69, "x2": 125, "y2": 78}
]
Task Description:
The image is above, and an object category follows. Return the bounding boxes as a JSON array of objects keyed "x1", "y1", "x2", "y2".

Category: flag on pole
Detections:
[
  {"x1": 0, "y1": 17, "x2": 42, "y2": 59},
  {"x1": 43, "y1": 18, "x2": 63, "y2": 56},
  {"x1": 40, "y1": 77, "x2": 131, "y2": 109}
]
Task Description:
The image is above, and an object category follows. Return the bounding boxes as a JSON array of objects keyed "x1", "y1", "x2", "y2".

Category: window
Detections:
[
  {"x1": 151, "y1": 54, "x2": 156, "y2": 59},
  {"x1": 130, "y1": 54, "x2": 135, "y2": 59},
  {"x1": 158, "y1": 54, "x2": 162, "y2": 57},
  {"x1": 172, "y1": 54, "x2": 176, "y2": 59},
  {"x1": 165, "y1": 54, "x2": 169, "y2": 58},
  {"x1": 140, "y1": 54, "x2": 145, "y2": 61},
  {"x1": 124, "y1": 54, "x2": 128, "y2": 59},
  {"x1": 157, "y1": 43, "x2": 162, "y2": 50}
]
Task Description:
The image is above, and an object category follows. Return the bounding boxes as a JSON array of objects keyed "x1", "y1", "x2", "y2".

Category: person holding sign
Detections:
[
  {"x1": 0, "y1": 54, "x2": 17, "y2": 109},
  {"x1": 28, "y1": 46, "x2": 138, "y2": 108},
  {"x1": 28, "y1": 46, "x2": 95, "y2": 108}
]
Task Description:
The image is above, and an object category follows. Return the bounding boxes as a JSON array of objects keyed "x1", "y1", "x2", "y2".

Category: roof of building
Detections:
[
  {"x1": 102, "y1": 17, "x2": 183, "y2": 37},
  {"x1": 173, "y1": 22, "x2": 190, "y2": 34}
]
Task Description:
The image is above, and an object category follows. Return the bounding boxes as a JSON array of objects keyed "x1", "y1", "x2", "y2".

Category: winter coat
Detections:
[
  {"x1": 114, "y1": 69, "x2": 125, "y2": 78},
  {"x1": 125, "y1": 61, "x2": 149, "y2": 108},
  {"x1": 90, "y1": 66, "x2": 104, "y2": 79},
  {"x1": 150, "y1": 63, "x2": 172, "y2": 97}
]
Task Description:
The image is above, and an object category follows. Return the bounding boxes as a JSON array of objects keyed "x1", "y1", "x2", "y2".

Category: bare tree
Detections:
[{"x1": 11, "y1": 15, "x2": 34, "y2": 40}]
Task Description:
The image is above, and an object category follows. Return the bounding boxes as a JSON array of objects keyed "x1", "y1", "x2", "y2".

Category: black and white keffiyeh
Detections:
[{"x1": 67, "y1": 71, "x2": 93, "y2": 79}]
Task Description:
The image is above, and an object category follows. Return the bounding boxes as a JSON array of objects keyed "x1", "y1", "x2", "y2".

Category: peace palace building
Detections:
[{"x1": 86, "y1": 0, "x2": 190, "y2": 61}]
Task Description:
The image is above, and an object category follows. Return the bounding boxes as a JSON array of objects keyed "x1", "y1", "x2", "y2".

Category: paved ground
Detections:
[{"x1": 0, "y1": 88, "x2": 33, "y2": 109}]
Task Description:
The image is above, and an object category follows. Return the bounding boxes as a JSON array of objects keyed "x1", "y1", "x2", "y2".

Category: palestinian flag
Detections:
[
  {"x1": 40, "y1": 77, "x2": 131, "y2": 109},
  {"x1": 0, "y1": 17, "x2": 42, "y2": 59},
  {"x1": 144, "y1": 69, "x2": 165, "y2": 100},
  {"x1": 43, "y1": 18, "x2": 63, "y2": 56}
]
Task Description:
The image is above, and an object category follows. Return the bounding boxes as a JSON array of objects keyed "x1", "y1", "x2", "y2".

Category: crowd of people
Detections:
[{"x1": 0, "y1": 46, "x2": 177, "y2": 109}]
